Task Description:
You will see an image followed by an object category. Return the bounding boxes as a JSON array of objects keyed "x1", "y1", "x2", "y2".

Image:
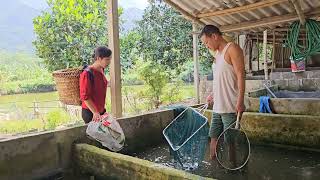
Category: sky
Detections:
[
  {"x1": 119, "y1": 0, "x2": 149, "y2": 9},
  {"x1": 19, "y1": 0, "x2": 149, "y2": 10}
]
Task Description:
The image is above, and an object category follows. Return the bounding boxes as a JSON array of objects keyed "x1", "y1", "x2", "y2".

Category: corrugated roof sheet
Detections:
[{"x1": 166, "y1": 0, "x2": 320, "y2": 34}]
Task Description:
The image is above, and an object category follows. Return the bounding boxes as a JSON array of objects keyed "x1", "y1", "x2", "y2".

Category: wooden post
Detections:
[
  {"x1": 263, "y1": 30, "x2": 268, "y2": 80},
  {"x1": 249, "y1": 39, "x2": 253, "y2": 73},
  {"x1": 33, "y1": 101, "x2": 36, "y2": 119},
  {"x1": 281, "y1": 44, "x2": 284, "y2": 68},
  {"x1": 290, "y1": 0, "x2": 306, "y2": 25},
  {"x1": 256, "y1": 33, "x2": 260, "y2": 71},
  {"x1": 192, "y1": 23, "x2": 200, "y2": 104},
  {"x1": 235, "y1": 33, "x2": 240, "y2": 45},
  {"x1": 107, "y1": 0, "x2": 122, "y2": 117},
  {"x1": 272, "y1": 30, "x2": 276, "y2": 72}
]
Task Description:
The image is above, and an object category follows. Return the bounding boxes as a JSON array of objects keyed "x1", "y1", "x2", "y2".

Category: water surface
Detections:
[{"x1": 133, "y1": 144, "x2": 320, "y2": 180}]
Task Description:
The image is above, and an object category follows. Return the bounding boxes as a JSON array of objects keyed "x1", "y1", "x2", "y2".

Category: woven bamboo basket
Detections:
[{"x1": 52, "y1": 67, "x2": 83, "y2": 106}]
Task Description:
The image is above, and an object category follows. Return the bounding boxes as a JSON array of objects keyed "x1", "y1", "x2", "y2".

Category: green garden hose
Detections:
[{"x1": 286, "y1": 19, "x2": 320, "y2": 62}]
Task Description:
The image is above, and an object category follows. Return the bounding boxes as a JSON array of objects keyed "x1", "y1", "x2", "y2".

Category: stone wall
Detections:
[
  {"x1": 200, "y1": 70, "x2": 320, "y2": 102},
  {"x1": 270, "y1": 70, "x2": 320, "y2": 91},
  {"x1": 199, "y1": 77, "x2": 266, "y2": 103}
]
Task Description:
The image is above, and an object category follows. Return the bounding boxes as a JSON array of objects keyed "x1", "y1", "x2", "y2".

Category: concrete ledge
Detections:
[
  {"x1": 247, "y1": 85, "x2": 279, "y2": 98},
  {"x1": 242, "y1": 112, "x2": 320, "y2": 149},
  {"x1": 74, "y1": 144, "x2": 214, "y2": 180},
  {"x1": 0, "y1": 109, "x2": 175, "y2": 180},
  {"x1": 246, "y1": 97, "x2": 320, "y2": 116},
  {"x1": 0, "y1": 125, "x2": 88, "y2": 180}
]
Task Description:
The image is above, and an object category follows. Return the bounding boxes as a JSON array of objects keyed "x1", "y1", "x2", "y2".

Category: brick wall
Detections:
[
  {"x1": 199, "y1": 70, "x2": 320, "y2": 102},
  {"x1": 270, "y1": 70, "x2": 320, "y2": 91}
]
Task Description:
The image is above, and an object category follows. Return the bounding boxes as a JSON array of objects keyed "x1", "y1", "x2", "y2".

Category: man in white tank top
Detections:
[{"x1": 200, "y1": 25, "x2": 245, "y2": 159}]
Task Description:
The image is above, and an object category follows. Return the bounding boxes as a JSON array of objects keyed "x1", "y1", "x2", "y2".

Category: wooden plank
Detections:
[
  {"x1": 281, "y1": 45, "x2": 284, "y2": 68},
  {"x1": 257, "y1": 33, "x2": 260, "y2": 71},
  {"x1": 272, "y1": 30, "x2": 276, "y2": 71},
  {"x1": 273, "y1": 28, "x2": 306, "y2": 31},
  {"x1": 290, "y1": 0, "x2": 306, "y2": 25},
  {"x1": 108, "y1": 0, "x2": 122, "y2": 118},
  {"x1": 197, "y1": 0, "x2": 287, "y2": 18},
  {"x1": 263, "y1": 30, "x2": 268, "y2": 80},
  {"x1": 220, "y1": 8, "x2": 320, "y2": 32},
  {"x1": 164, "y1": 0, "x2": 205, "y2": 26},
  {"x1": 249, "y1": 40, "x2": 253, "y2": 72},
  {"x1": 192, "y1": 23, "x2": 200, "y2": 104}
]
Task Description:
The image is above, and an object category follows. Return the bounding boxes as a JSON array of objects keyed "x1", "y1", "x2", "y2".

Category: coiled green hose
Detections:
[{"x1": 286, "y1": 19, "x2": 320, "y2": 62}]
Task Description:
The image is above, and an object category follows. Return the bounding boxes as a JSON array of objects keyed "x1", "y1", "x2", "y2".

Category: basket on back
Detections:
[{"x1": 52, "y1": 67, "x2": 83, "y2": 106}]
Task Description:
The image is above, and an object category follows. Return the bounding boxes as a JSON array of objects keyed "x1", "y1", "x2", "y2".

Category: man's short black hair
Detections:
[{"x1": 199, "y1": 25, "x2": 222, "y2": 38}]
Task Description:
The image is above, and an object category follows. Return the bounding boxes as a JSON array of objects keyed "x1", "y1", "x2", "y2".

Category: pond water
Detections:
[{"x1": 133, "y1": 144, "x2": 320, "y2": 180}]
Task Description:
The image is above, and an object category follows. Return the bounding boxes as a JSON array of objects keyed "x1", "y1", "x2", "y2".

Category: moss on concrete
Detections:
[
  {"x1": 246, "y1": 97, "x2": 320, "y2": 116},
  {"x1": 74, "y1": 144, "x2": 213, "y2": 180},
  {"x1": 241, "y1": 112, "x2": 320, "y2": 149}
]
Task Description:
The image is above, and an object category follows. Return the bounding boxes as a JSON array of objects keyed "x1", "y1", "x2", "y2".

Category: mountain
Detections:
[
  {"x1": 121, "y1": 7, "x2": 144, "y2": 34},
  {"x1": 0, "y1": 1, "x2": 144, "y2": 53},
  {"x1": 0, "y1": 1, "x2": 47, "y2": 53}
]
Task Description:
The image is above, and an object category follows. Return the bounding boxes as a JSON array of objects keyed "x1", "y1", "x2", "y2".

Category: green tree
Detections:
[
  {"x1": 136, "y1": 59, "x2": 169, "y2": 108},
  {"x1": 120, "y1": 31, "x2": 142, "y2": 72},
  {"x1": 136, "y1": 0, "x2": 192, "y2": 71},
  {"x1": 33, "y1": 0, "x2": 108, "y2": 71},
  {"x1": 136, "y1": 0, "x2": 212, "y2": 76}
]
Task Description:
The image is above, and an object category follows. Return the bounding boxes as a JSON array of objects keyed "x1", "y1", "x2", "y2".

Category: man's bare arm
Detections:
[{"x1": 229, "y1": 44, "x2": 245, "y2": 113}]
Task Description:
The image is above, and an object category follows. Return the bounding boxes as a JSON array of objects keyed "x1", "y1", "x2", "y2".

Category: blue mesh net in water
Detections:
[{"x1": 163, "y1": 106, "x2": 209, "y2": 170}]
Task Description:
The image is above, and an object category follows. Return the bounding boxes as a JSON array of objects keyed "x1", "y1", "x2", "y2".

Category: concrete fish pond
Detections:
[{"x1": 0, "y1": 107, "x2": 320, "y2": 180}]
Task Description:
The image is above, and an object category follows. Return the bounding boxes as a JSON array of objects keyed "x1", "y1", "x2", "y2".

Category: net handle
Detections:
[
  {"x1": 235, "y1": 113, "x2": 241, "y2": 129},
  {"x1": 197, "y1": 104, "x2": 208, "y2": 115}
]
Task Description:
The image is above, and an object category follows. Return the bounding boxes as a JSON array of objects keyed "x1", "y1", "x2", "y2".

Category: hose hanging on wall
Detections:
[{"x1": 286, "y1": 19, "x2": 320, "y2": 63}]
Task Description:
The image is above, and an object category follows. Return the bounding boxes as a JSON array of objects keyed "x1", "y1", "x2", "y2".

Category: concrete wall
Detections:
[
  {"x1": 118, "y1": 109, "x2": 174, "y2": 153},
  {"x1": 0, "y1": 109, "x2": 175, "y2": 180},
  {"x1": 270, "y1": 70, "x2": 320, "y2": 91},
  {"x1": 74, "y1": 144, "x2": 214, "y2": 180},
  {"x1": 199, "y1": 78, "x2": 266, "y2": 103},
  {"x1": 242, "y1": 112, "x2": 320, "y2": 149},
  {"x1": 246, "y1": 97, "x2": 320, "y2": 116},
  {"x1": 247, "y1": 85, "x2": 279, "y2": 98},
  {"x1": 2, "y1": 103, "x2": 320, "y2": 180},
  {"x1": 200, "y1": 70, "x2": 320, "y2": 102},
  {"x1": 0, "y1": 126, "x2": 87, "y2": 180},
  {"x1": 201, "y1": 109, "x2": 320, "y2": 150}
]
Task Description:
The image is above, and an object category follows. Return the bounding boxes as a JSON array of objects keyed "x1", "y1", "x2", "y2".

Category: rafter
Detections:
[
  {"x1": 290, "y1": 0, "x2": 306, "y2": 25},
  {"x1": 220, "y1": 8, "x2": 320, "y2": 32}
]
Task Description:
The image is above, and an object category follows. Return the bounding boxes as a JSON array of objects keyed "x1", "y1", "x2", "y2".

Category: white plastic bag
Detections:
[{"x1": 86, "y1": 113, "x2": 125, "y2": 152}]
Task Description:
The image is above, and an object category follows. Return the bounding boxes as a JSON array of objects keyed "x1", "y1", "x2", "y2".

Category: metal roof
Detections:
[{"x1": 164, "y1": 0, "x2": 320, "y2": 34}]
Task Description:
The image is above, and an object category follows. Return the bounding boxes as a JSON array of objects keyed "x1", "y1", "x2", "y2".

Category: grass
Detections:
[
  {"x1": 0, "y1": 108, "x2": 83, "y2": 134},
  {"x1": 0, "y1": 119, "x2": 44, "y2": 134}
]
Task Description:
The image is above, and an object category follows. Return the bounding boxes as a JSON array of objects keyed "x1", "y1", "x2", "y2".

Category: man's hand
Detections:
[
  {"x1": 236, "y1": 101, "x2": 245, "y2": 115},
  {"x1": 206, "y1": 95, "x2": 214, "y2": 106},
  {"x1": 92, "y1": 112, "x2": 101, "y2": 122}
]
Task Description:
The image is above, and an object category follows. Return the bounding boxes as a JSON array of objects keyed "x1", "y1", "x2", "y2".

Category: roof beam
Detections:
[
  {"x1": 220, "y1": 8, "x2": 320, "y2": 32},
  {"x1": 163, "y1": 0, "x2": 205, "y2": 26},
  {"x1": 197, "y1": 0, "x2": 287, "y2": 18},
  {"x1": 290, "y1": 0, "x2": 306, "y2": 25}
]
